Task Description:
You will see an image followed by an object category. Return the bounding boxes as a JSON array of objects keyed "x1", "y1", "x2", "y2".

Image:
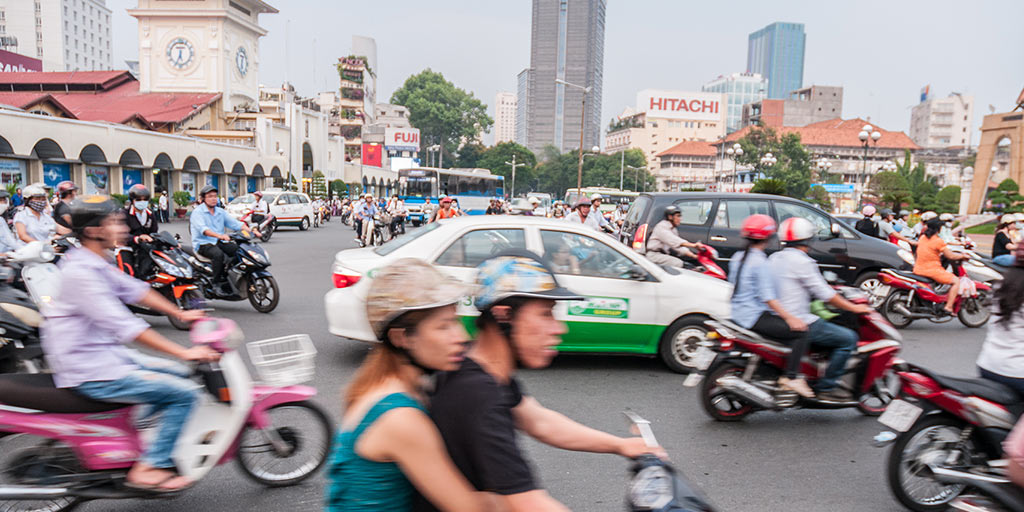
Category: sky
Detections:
[{"x1": 107, "y1": 0, "x2": 1024, "y2": 148}]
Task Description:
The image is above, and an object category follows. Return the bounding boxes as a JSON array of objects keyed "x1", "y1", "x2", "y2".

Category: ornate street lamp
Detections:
[
  {"x1": 725, "y1": 143, "x2": 743, "y2": 191},
  {"x1": 857, "y1": 124, "x2": 882, "y2": 205}
]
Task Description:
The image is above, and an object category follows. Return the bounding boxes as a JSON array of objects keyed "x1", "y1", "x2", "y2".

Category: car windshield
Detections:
[
  {"x1": 230, "y1": 194, "x2": 255, "y2": 205},
  {"x1": 374, "y1": 222, "x2": 442, "y2": 256}
]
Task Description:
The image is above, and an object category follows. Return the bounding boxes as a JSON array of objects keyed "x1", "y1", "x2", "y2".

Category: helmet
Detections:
[
  {"x1": 880, "y1": 208, "x2": 893, "y2": 218},
  {"x1": 0, "y1": 190, "x2": 10, "y2": 200},
  {"x1": 529, "y1": 197, "x2": 540, "y2": 205},
  {"x1": 939, "y1": 213, "x2": 954, "y2": 222},
  {"x1": 56, "y1": 181, "x2": 78, "y2": 198},
  {"x1": 440, "y1": 195, "x2": 452, "y2": 204},
  {"x1": 861, "y1": 205, "x2": 876, "y2": 216},
  {"x1": 473, "y1": 250, "x2": 583, "y2": 312},
  {"x1": 590, "y1": 193, "x2": 603, "y2": 201},
  {"x1": 1001, "y1": 214, "x2": 1016, "y2": 225},
  {"x1": 22, "y1": 184, "x2": 46, "y2": 198},
  {"x1": 920, "y1": 211, "x2": 938, "y2": 221},
  {"x1": 364, "y1": 192, "x2": 373, "y2": 199},
  {"x1": 778, "y1": 217, "x2": 816, "y2": 243},
  {"x1": 574, "y1": 197, "x2": 592, "y2": 208},
  {"x1": 662, "y1": 205, "x2": 681, "y2": 220},
  {"x1": 70, "y1": 195, "x2": 120, "y2": 235},
  {"x1": 365, "y1": 258, "x2": 469, "y2": 340},
  {"x1": 199, "y1": 184, "x2": 218, "y2": 198},
  {"x1": 899, "y1": 210, "x2": 910, "y2": 217},
  {"x1": 740, "y1": 214, "x2": 776, "y2": 240},
  {"x1": 253, "y1": 190, "x2": 263, "y2": 197},
  {"x1": 128, "y1": 184, "x2": 150, "y2": 201}
]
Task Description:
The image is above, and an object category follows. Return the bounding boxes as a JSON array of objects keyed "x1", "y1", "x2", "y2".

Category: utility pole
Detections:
[
  {"x1": 619, "y1": 150, "x2": 624, "y2": 190},
  {"x1": 505, "y1": 153, "x2": 524, "y2": 198},
  {"x1": 556, "y1": 79, "x2": 591, "y2": 196}
]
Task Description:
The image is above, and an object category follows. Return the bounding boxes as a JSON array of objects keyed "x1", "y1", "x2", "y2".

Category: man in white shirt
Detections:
[
  {"x1": 158, "y1": 191, "x2": 169, "y2": 223},
  {"x1": 566, "y1": 197, "x2": 602, "y2": 232},
  {"x1": 587, "y1": 194, "x2": 614, "y2": 233}
]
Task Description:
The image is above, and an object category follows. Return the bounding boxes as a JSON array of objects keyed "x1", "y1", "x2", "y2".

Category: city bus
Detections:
[
  {"x1": 398, "y1": 167, "x2": 505, "y2": 224},
  {"x1": 564, "y1": 187, "x2": 640, "y2": 213}
]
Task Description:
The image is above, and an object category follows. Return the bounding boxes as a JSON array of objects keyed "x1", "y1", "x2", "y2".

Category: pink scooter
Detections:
[{"x1": 0, "y1": 318, "x2": 332, "y2": 512}]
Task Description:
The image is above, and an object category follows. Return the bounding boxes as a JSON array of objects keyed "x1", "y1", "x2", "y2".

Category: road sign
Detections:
[{"x1": 814, "y1": 183, "x2": 855, "y2": 194}]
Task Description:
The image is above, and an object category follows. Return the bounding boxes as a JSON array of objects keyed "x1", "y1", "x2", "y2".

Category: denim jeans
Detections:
[
  {"x1": 993, "y1": 254, "x2": 1016, "y2": 267},
  {"x1": 807, "y1": 319, "x2": 859, "y2": 392},
  {"x1": 979, "y1": 367, "x2": 1024, "y2": 396},
  {"x1": 75, "y1": 351, "x2": 198, "y2": 469}
]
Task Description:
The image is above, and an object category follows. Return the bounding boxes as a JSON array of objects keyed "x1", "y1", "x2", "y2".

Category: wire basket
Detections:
[{"x1": 245, "y1": 334, "x2": 317, "y2": 386}]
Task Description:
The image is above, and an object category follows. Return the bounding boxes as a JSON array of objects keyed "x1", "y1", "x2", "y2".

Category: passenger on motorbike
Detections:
[
  {"x1": 587, "y1": 194, "x2": 614, "y2": 232},
  {"x1": 769, "y1": 217, "x2": 872, "y2": 401},
  {"x1": 327, "y1": 259, "x2": 494, "y2": 511},
  {"x1": 356, "y1": 192, "x2": 378, "y2": 244},
  {"x1": 976, "y1": 246, "x2": 1024, "y2": 395},
  {"x1": 124, "y1": 184, "x2": 159, "y2": 278},
  {"x1": 645, "y1": 205, "x2": 706, "y2": 268},
  {"x1": 854, "y1": 205, "x2": 880, "y2": 238},
  {"x1": 912, "y1": 211, "x2": 937, "y2": 238},
  {"x1": 993, "y1": 214, "x2": 1019, "y2": 266},
  {"x1": 0, "y1": 190, "x2": 24, "y2": 254},
  {"x1": 14, "y1": 184, "x2": 55, "y2": 243},
  {"x1": 729, "y1": 214, "x2": 814, "y2": 398},
  {"x1": 879, "y1": 209, "x2": 916, "y2": 246},
  {"x1": 387, "y1": 194, "x2": 405, "y2": 234},
  {"x1": 895, "y1": 210, "x2": 911, "y2": 233},
  {"x1": 52, "y1": 180, "x2": 78, "y2": 235},
  {"x1": 41, "y1": 196, "x2": 213, "y2": 492},
  {"x1": 190, "y1": 184, "x2": 258, "y2": 295},
  {"x1": 414, "y1": 251, "x2": 663, "y2": 512},
  {"x1": 913, "y1": 217, "x2": 969, "y2": 315},
  {"x1": 429, "y1": 196, "x2": 459, "y2": 223}
]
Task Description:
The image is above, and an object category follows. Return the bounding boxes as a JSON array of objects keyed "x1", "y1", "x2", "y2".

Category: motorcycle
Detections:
[
  {"x1": 358, "y1": 213, "x2": 391, "y2": 248},
  {"x1": 180, "y1": 231, "x2": 280, "y2": 313},
  {"x1": 683, "y1": 245, "x2": 726, "y2": 280},
  {"x1": 239, "y1": 209, "x2": 276, "y2": 243},
  {"x1": 688, "y1": 285, "x2": 903, "y2": 421},
  {"x1": 873, "y1": 362, "x2": 1023, "y2": 511},
  {"x1": 623, "y1": 412, "x2": 717, "y2": 511},
  {"x1": 0, "y1": 266, "x2": 45, "y2": 374},
  {"x1": 877, "y1": 258, "x2": 992, "y2": 329},
  {"x1": 115, "y1": 231, "x2": 205, "y2": 331},
  {"x1": 0, "y1": 318, "x2": 333, "y2": 512}
]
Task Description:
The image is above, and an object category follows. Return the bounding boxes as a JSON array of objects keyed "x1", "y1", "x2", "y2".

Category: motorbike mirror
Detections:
[{"x1": 623, "y1": 411, "x2": 659, "y2": 448}]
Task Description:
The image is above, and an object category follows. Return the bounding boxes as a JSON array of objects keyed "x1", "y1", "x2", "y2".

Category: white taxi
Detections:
[
  {"x1": 227, "y1": 189, "x2": 315, "y2": 230},
  {"x1": 324, "y1": 216, "x2": 731, "y2": 372}
]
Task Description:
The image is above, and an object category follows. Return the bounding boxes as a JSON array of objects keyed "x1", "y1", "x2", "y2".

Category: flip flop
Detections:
[{"x1": 124, "y1": 475, "x2": 191, "y2": 494}]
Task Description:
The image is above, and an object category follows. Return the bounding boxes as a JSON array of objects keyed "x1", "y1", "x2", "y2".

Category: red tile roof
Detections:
[
  {"x1": 720, "y1": 118, "x2": 920, "y2": 150},
  {"x1": 657, "y1": 140, "x2": 717, "y2": 157},
  {"x1": 0, "y1": 70, "x2": 132, "y2": 89}
]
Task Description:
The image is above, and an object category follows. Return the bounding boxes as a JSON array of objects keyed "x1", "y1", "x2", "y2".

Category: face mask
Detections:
[
  {"x1": 134, "y1": 200, "x2": 149, "y2": 210},
  {"x1": 27, "y1": 199, "x2": 46, "y2": 212}
]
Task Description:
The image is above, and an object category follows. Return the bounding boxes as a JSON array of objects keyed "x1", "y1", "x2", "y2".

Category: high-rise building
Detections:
[
  {"x1": 702, "y1": 72, "x2": 767, "y2": 133},
  {"x1": 337, "y1": 35, "x2": 378, "y2": 164},
  {"x1": 493, "y1": 91, "x2": 517, "y2": 145},
  {"x1": 515, "y1": 68, "x2": 532, "y2": 147},
  {"x1": 0, "y1": 0, "x2": 112, "y2": 71},
  {"x1": 910, "y1": 91, "x2": 974, "y2": 148},
  {"x1": 747, "y1": 22, "x2": 805, "y2": 100},
  {"x1": 520, "y1": 0, "x2": 606, "y2": 155}
]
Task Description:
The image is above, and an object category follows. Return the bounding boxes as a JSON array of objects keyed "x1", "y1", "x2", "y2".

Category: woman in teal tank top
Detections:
[{"x1": 325, "y1": 259, "x2": 492, "y2": 511}]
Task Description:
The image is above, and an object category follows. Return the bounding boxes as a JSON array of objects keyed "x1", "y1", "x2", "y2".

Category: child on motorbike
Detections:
[
  {"x1": 41, "y1": 196, "x2": 214, "y2": 492},
  {"x1": 326, "y1": 259, "x2": 494, "y2": 511}
]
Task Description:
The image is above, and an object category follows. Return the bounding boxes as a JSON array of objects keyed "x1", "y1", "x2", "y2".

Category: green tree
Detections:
[
  {"x1": 751, "y1": 178, "x2": 788, "y2": 195},
  {"x1": 532, "y1": 146, "x2": 652, "y2": 197},
  {"x1": 478, "y1": 142, "x2": 537, "y2": 195},
  {"x1": 868, "y1": 171, "x2": 911, "y2": 210},
  {"x1": 390, "y1": 69, "x2": 493, "y2": 165},
  {"x1": 311, "y1": 170, "x2": 327, "y2": 197},
  {"x1": 735, "y1": 125, "x2": 812, "y2": 198},
  {"x1": 893, "y1": 149, "x2": 937, "y2": 208},
  {"x1": 987, "y1": 178, "x2": 1024, "y2": 213},
  {"x1": 455, "y1": 142, "x2": 487, "y2": 168},
  {"x1": 805, "y1": 185, "x2": 833, "y2": 211},
  {"x1": 934, "y1": 185, "x2": 962, "y2": 213}
]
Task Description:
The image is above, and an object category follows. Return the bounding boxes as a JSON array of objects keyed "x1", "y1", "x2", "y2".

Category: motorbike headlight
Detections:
[
  {"x1": 629, "y1": 466, "x2": 673, "y2": 510},
  {"x1": 154, "y1": 258, "x2": 186, "y2": 278},
  {"x1": 897, "y1": 249, "x2": 915, "y2": 265},
  {"x1": 246, "y1": 249, "x2": 267, "y2": 265}
]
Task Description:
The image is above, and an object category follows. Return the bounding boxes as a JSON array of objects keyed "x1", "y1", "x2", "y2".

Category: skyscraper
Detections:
[
  {"x1": 493, "y1": 91, "x2": 517, "y2": 145},
  {"x1": 702, "y1": 72, "x2": 768, "y2": 133},
  {"x1": 520, "y1": 0, "x2": 606, "y2": 155},
  {"x1": 0, "y1": 0, "x2": 112, "y2": 71},
  {"x1": 747, "y1": 22, "x2": 805, "y2": 100}
]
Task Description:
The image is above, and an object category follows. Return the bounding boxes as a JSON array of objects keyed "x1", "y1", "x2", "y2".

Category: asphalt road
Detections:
[{"x1": 79, "y1": 218, "x2": 989, "y2": 512}]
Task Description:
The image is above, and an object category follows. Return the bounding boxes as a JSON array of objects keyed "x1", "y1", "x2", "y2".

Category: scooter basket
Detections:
[{"x1": 245, "y1": 334, "x2": 317, "y2": 386}]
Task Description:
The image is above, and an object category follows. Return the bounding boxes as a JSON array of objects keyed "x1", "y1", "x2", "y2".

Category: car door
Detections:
[
  {"x1": 707, "y1": 199, "x2": 774, "y2": 264},
  {"x1": 537, "y1": 229, "x2": 661, "y2": 351},
  {"x1": 773, "y1": 200, "x2": 850, "y2": 277},
  {"x1": 432, "y1": 227, "x2": 530, "y2": 317},
  {"x1": 670, "y1": 197, "x2": 716, "y2": 246}
]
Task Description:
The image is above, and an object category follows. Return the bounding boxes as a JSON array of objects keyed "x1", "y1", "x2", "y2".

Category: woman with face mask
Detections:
[
  {"x1": 123, "y1": 184, "x2": 159, "y2": 278},
  {"x1": 0, "y1": 190, "x2": 24, "y2": 255},
  {"x1": 14, "y1": 184, "x2": 56, "y2": 243}
]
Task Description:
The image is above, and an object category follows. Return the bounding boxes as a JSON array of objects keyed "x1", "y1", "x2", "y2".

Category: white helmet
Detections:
[
  {"x1": 590, "y1": 193, "x2": 603, "y2": 200},
  {"x1": 528, "y1": 196, "x2": 540, "y2": 205},
  {"x1": 1014, "y1": 213, "x2": 1024, "y2": 222},
  {"x1": 778, "y1": 217, "x2": 816, "y2": 243},
  {"x1": 1002, "y1": 214, "x2": 1017, "y2": 225},
  {"x1": 22, "y1": 184, "x2": 46, "y2": 198},
  {"x1": 920, "y1": 211, "x2": 938, "y2": 221},
  {"x1": 861, "y1": 205, "x2": 876, "y2": 216},
  {"x1": 939, "y1": 213, "x2": 954, "y2": 222}
]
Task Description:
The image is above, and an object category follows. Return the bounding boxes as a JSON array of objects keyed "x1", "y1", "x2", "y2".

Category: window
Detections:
[
  {"x1": 672, "y1": 199, "x2": 713, "y2": 225},
  {"x1": 774, "y1": 201, "x2": 834, "y2": 238},
  {"x1": 540, "y1": 230, "x2": 636, "y2": 279},
  {"x1": 436, "y1": 229, "x2": 527, "y2": 268},
  {"x1": 713, "y1": 200, "x2": 771, "y2": 228}
]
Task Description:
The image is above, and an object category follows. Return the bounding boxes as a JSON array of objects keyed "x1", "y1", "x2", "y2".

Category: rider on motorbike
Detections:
[
  {"x1": 913, "y1": 216, "x2": 969, "y2": 315},
  {"x1": 356, "y1": 192, "x2": 378, "y2": 245},
  {"x1": 14, "y1": 184, "x2": 55, "y2": 243},
  {"x1": 41, "y1": 196, "x2": 214, "y2": 492},
  {"x1": 879, "y1": 208, "x2": 916, "y2": 246},
  {"x1": 250, "y1": 190, "x2": 269, "y2": 227},
  {"x1": 191, "y1": 185, "x2": 258, "y2": 296},
  {"x1": 769, "y1": 217, "x2": 872, "y2": 401},
  {"x1": 976, "y1": 245, "x2": 1024, "y2": 395},
  {"x1": 124, "y1": 184, "x2": 159, "y2": 278},
  {"x1": 52, "y1": 180, "x2": 78, "y2": 236},
  {"x1": 0, "y1": 190, "x2": 24, "y2": 254},
  {"x1": 729, "y1": 214, "x2": 814, "y2": 398},
  {"x1": 645, "y1": 205, "x2": 706, "y2": 268}
]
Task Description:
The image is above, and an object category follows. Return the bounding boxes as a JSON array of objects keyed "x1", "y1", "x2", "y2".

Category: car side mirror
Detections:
[
  {"x1": 823, "y1": 270, "x2": 840, "y2": 284},
  {"x1": 628, "y1": 264, "x2": 647, "y2": 281},
  {"x1": 824, "y1": 222, "x2": 841, "y2": 239}
]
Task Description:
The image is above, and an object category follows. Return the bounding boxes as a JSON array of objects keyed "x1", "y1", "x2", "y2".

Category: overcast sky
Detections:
[{"x1": 108, "y1": 0, "x2": 1023, "y2": 147}]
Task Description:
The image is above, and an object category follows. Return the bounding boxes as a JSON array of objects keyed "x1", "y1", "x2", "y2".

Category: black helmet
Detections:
[
  {"x1": 70, "y1": 195, "x2": 120, "y2": 235},
  {"x1": 664, "y1": 205, "x2": 680, "y2": 219},
  {"x1": 128, "y1": 184, "x2": 150, "y2": 201},
  {"x1": 199, "y1": 184, "x2": 218, "y2": 198}
]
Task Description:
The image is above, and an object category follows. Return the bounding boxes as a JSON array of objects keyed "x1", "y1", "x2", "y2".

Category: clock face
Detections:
[
  {"x1": 166, "y1": 38, "x2": 194, "y2": 69},
  {"x1": 236, "y1": 46, "x2": 248, "y2": 77}
]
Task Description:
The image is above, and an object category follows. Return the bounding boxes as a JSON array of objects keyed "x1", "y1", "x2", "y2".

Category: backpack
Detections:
[{"x1": 855, "y1": 217, "x2": 879, "y2": 238}]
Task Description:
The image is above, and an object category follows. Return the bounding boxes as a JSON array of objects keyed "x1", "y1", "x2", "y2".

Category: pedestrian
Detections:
[
  {"x1": 977, "y1": 246, "x2": 1024, "y2": 395},
  {"x1": 11, "y1": 187, "x2": 22, "y2": 207},
  {"x1": 994, "y1": 214, "x2": 1020, "y2": 266},
  {"x1": 158, "y1": 190, "x2": 169, "y2": 223},
  {"x1": 326, "y1": 259, "x2": 494, "y2": 511}
]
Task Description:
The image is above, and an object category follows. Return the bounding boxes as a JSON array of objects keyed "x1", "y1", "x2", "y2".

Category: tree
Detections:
[
  {"x1": 390, "y1": 69, "x2": 493, "y2": 165},
  {"x1": 735, "y1": 125, "x2": 812, "y2": 198},
  {"x1": 478, "y1": 142, "x2": 537, "y2": 195},
  {"x1": 751, "y1": 178, "x2": 788, "y2": 195},
  {"x1": 311, "y1": 170, "x2": 327, "y2": 197},
  {"x1": 531, "y1": 146, "x2": 652, "y2": 198},
  {"x1": 987, "y1": 178, "x2": 1024, "y2": 213},
  {"x1": 455, "y1": 142, "x2": 487, "y2": 168},
  {"x1": 934, "y1": 185, "x2": 961, "y2": 213},
  {"x1": 329, "y1": 179, "x2": 347, "y2": 197},
  {"x1": 868, "y1": 171, "x2": 911, "y2": 210},
  {"x1": 893, "y1": 149, "x2": 937, "y2": 209},
  {"x1": 805, "y1": 185, "x2": 833, "y2": 211}
]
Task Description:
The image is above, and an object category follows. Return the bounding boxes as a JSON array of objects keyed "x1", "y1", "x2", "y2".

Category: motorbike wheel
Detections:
[
  {"x1": 700, "y1": 363, "x2": 755, "y2": 422},
  {"x1": 958, "y1": 293, "x2": 991, "y2": 328},
  {"x1": 882, "y1": 290, "x2": 914, "y2": 329},
  {"x1": 658, "y1": 316, "x2": 710, "y2": 374},
  {"x1": 856, "y1": 369, "x2": 900, "y2": 416},
  {"x1": 168, "y1": 289, "x2": 205, "y2": 331},
  {"x1": 236, "y1": 401, "x2": 333, "y2": 487},
  {"x1": 261, "y1": 222, "x2": 275, "y2": 242},
  {"x1": 247, "y1": 275, "x2": 280, "y2": 313},
  {"x1": 887, "y1": 415, "x2": 977, "y2": 511},
  {"x1": 0, "y1": 437, "x2": 80, "y2": 512}
]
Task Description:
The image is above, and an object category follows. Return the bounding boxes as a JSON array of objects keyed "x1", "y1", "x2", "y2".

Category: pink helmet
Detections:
[
  {"x1": 740, "y1": 214, "x2": 777, "y2": 240},
  {"x1": 861, "y1": 205, "x2": 876, "y2": 217}
]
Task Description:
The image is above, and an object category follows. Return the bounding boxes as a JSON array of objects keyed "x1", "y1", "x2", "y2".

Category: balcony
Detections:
[
  {"x1": 341, "y1": 87, "x2": 364, "y2": 101},
  {"x1": 340, "y1": 125, "x2": 362, "y2": 139},
  {"x1": 340, "y1": 69, "x2": 363, "y2": 85}
]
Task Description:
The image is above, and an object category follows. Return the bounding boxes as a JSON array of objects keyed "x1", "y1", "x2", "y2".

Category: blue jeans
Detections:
[
  {"x1": 994, "y1": 254, "x2": 1016, "y2": 266},
  {"x1": 807, "y1": 319, "x2": 858, "y2": 392},
  {"x1": 75, "y1": 352, "x2": 198, "y2": 469},
  {"x1": 979, "y1": 367, "x2": 1024, "y2": 396}
]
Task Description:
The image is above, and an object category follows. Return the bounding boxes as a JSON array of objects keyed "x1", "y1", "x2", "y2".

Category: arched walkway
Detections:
[
  {"x1": 32, "y1": 139, "x2": 65, "y2": 160},
  {"x1": 78, "y1": 144, "x2": 107, "y2": 164}
]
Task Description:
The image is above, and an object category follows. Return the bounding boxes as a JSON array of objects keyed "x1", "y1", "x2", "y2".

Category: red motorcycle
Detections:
[
  {"x1": 688, "y1": 285, "x2": 903, "y2": 421},
  {"x1": 873, "y1": 363, "x2": 1022, "y2": 511},
  {"x1": 239, "y1": 209, "x2": 276, "y2": 242},
  {"x1": 688, "y1": 245, "x2": 727, "y2": 280},
  {"x1": 878, "y1": 259, "x2": 992, "y2": 329}
]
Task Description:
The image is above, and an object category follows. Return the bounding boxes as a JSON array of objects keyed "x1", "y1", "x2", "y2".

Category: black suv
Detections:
[{"x1": 619, "y1": 192, "x2": 912, "y2": 288}]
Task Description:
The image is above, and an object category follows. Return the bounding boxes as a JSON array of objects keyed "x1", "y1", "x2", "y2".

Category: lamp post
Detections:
[
  {"x1": 759, "y1": 152, "x2": 777, "y2": 181},
  {"x1": 626, "y1": 164, "x2": 644, "y2": 192},
  {"x1": 815, "y1": 156, "x2": 833, "y2": 182},
  {"x1": 504, "y1": 153, "x2": 524, "y2": 198},
  {"x1": 725, "y1": 143, "x2": 743, "y2": 192},
  {"x1": 857, "y1": 124, "x2": 882, "y2": 205},
  {"x1": 555, "y1": 78, "x2": 592, "y2": 196}
]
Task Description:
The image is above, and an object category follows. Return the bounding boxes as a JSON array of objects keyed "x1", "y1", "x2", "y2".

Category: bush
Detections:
[
  {"x1": 751, "y1": 178, "x2": 788, "y2": 195},
  {"x1": 109, "y1": 194, "x2": 128, "y2": 207},
  {"x1": 173, "y1": 190, "x2": 192, "y2": 208}
]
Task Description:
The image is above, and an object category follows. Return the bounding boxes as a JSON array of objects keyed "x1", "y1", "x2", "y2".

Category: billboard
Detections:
[
  {"x1": 637, "y1": 89, "x2": 725, "y2": 121},
  {"x1": 384, "y1": 127, "x2": 420, "y2": 151},
  {"x1": 0, "y1": 49, "x2": 41, "y2": 72},
  {"x1": 362, "y1": 143, "x2": 382, "y2": 167}
]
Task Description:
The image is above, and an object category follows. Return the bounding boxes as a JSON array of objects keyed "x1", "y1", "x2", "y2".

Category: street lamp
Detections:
[
  {"x1": 626, "y1": 164, "x2": 644, "y2": 192},
  {"x1": 555, "y1": 78, "x2": 593, "y2": 195},
  {"x1": 857, "y1": 124, "x2": 882, "y2": 205},
  {"x1": 725, "y1": 143, "x2": 743, "y2": 192},
  {"x1": 759, "y1": 152, "x2": 777, "y2": 183},
  {"x1": 815, "y1": 157, "x2": 833, "y2": 181},
  {"x1": 505, "y1": 153, "x2": 525, "y2": 198}
]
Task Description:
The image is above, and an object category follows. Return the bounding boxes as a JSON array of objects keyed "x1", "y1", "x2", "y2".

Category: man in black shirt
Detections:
[
  {"x1": 52, "y1": 180, "x2": 78, "y2": 235},
  {"x1": 416, "y1": 251, "x2": 662, "y2": 512}
]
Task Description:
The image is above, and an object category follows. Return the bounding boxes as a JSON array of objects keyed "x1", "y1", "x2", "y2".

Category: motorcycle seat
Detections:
[
  {"x1": 0, "y1": 373, "x2": 128, "y2": 413},
  {"x1": 180, "y1": 244, "x2": 212, "y2": 263},
  {"x1": 930, "y1": 373, "x2": 1022, "y2": 406},
  {"x1": 891, "y1": 270, "x2": 936, "y2": 285}
]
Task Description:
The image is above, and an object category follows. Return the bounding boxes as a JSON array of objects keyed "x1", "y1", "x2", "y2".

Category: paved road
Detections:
[{"x1": 78, "y1": 219, "x2": 988, "y2": 512}]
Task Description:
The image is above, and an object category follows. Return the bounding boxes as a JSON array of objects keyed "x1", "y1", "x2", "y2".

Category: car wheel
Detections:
[
  {"x1": 854, "y1": 271, "x2": 887, "y2": 308},
  {"x1": 299, "y1": 217, "x2": 310, "y2": 231},
  {"x1": 658, "y1": 315, "x2": 710, "y2": 374}
]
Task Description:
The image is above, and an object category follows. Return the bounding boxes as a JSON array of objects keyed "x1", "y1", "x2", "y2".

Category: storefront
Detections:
[
  {"x1": 0, "y1": 158, "x2": 26, "y2": 188},
  {"x1": 84, "y1": 165, "x2": 110, "y2": 195}
]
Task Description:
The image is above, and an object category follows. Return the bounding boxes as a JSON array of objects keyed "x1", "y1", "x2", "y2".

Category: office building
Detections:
[
  {"x1": 0, "y1": 0, "x2": 112, "y2": 71},
  {"x1": 515, "y1": 68, "x2": 531, "y2": 146},
  {"x1": 702, "y1": 72, "x2": 767, "y2": 133},
  {"x1": 747, "y1": 22, "x2": 805, "y2": 99},
  {"x1": 520, "y1": 0, "x2": 606, "y2": 154},
  {"x1": 910, "y1": 91, "x2": 974, "y2": 148},
  {"x1": 742, "y1": 85, "x2": 843, "y2": 128},
  {"x1": 493, "y1": 91, "x2": 517, "y2": 145}
]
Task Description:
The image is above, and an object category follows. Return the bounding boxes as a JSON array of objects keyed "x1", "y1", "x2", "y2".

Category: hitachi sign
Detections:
[
  {"x1": 636, "y1": 89, "x2": 726, "y2": 122},
  {"x1": 648, "y1": 97, "x2": 718, "y2": 114}
]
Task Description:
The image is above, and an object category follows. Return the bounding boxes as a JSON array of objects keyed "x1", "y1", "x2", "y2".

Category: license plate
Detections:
[
  {"x1": 690, "y1": 347, "x2": 716, "y2": 371},
  {"x1": 683, "y1": 373, "x2": 703, "y2": 388},
  {"x1": 878, "y1": 399, "x2": 922, "y2": 432}
]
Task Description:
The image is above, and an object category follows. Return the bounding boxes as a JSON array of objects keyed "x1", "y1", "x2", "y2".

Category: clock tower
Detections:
[{"x1": 129, "y1": 0, "x2": 277, "y2": 112}]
